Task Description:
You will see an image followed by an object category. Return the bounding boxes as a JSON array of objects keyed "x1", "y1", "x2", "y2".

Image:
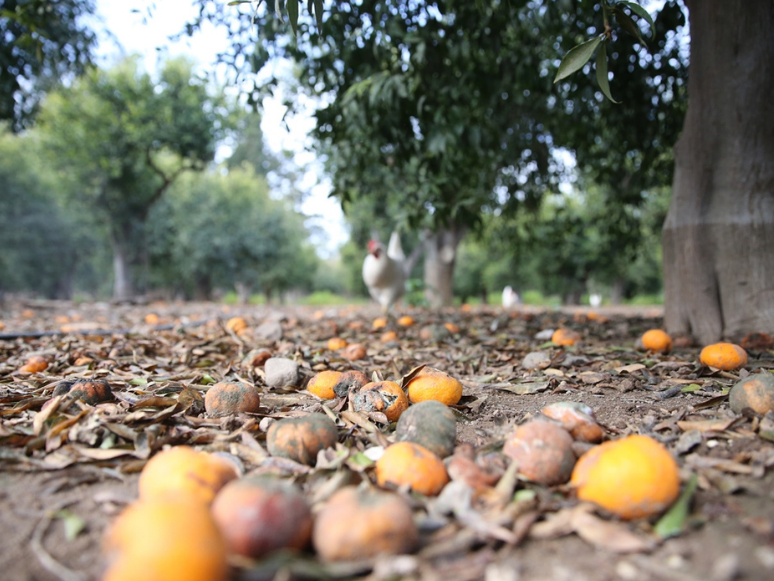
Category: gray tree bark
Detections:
[
  {"x1": 424, "y1": 224, "x2": 466, "y2": 307},
  {"x1": 111, "y1": 230, "x2": 134, "y2": 301},
  {"x1": 662, "y1": 0, "x2": 774, "y2": 344}
]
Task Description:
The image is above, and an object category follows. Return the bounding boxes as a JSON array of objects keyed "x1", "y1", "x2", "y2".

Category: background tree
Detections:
[
  {"x1": 0, "y1": 0, "x2": 96, "y2": 130},
  {"x1": 37, "y1": 56, "x2": 234, "y2": 301}
]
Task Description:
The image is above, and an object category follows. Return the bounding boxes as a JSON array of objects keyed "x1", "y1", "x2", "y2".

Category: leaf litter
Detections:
[{"x1": 1, "y1": 300, "x2": 774, "y2": 580}]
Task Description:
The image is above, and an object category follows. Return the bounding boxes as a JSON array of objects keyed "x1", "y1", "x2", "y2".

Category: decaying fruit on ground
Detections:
[
  {"x1": 19, "y1": 355, "x2": 48, "y2": 374},
  {"x1": 541, "y1": 402, "x2": 604, "y2": 443},
  {"x1": 699, "y1": 342, "x2": 748, "y2": 370},
  {"x1": 375, "y1": 441, "x2": 449, "y2": 496},
  {"x1": 102, "y1": 498, "x2": 227, "y2": 581},
  {"x1": 306, "y1": 370, "x2": 343, "y2": 399},
  {"x1": 446, "y1": 444, "x2": 505, "y2": 492},
  {"x1": 352, "y1": 381, "x2": 409, "y2": 422},
  {"x1": 211, "y1": 476, "x2": 312, "y2": 558},
  {"x1": 641, "y1": 329, "x2": 673, "y2": 353},
  {"x1": 729, "y1": 373, "x2": 774, "y2": 415},
  {"x1": 741, "y1": 332, "x2": 774, "y2": 351},
  {"x1": 552, "y1": 328, "x2": 581, "y2": 347},
  {"x1": 381, "y1": 330, "x2": 399, "y2": 342},
  {"x1": 571, "y1": 434, "x2": 680, "y2": 520},
  {"x1": 204, "y1": 381, "x2": 261, "y2": 417},
  {"x1": 342, "y1": 343, "x2": 367, "y2": 361},
  {"x1": 394, "y1": 400, "x2": 457, "y2": 458},
  {"x1": 397, "y1": 315, "x2": 415, "y2": 327},
  {"x1": 138, "y1": 446, "x2": 238, "y2": 504},
  {"x1": 503, "y1": 420, "x2": 576, "y2": 485},
  {"x1": 312, "y1": 485, "x2": 418, "y2": 561},
  {"x1": 327, "y1": 337, "x2": 348, "y2": 351},
  {"x1": 266, "y1": 413, "x2": 338, "y2": 465},
  {"x1": 372, "y1": 317, "x2": 388, "y2": 329},
  {"x1": 241, "y1": 348, "x2": 272, "y2": 368},
  {"x1": 67, "y1": 378, "x2": 114, "y2": 405},
  {"x1": 226, "y1": 317, "x2": 248, "y2": 334},
  {"x1": 333, "y1": 369, "x2": 370, "y2": 398},
  {"x1": 405, "y1": 366, "x2": 463, "y2": 406}
]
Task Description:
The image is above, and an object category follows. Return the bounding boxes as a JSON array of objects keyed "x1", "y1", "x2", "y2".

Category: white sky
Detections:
[{"x1": 92, "y1": 0, "x2": 347, "y2": 258}]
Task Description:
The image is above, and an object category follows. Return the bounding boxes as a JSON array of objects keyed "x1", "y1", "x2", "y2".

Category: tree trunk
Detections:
[
  {"x1": 610, "y1": 279, "x2": 625, "y2": 306},
  {"x1": 111, "y1": 230, "x2": 134, "y2": 301},
  {"x1": 662, "y1": 0, "x2": 774, "y2": 343},
  {"x1": 423, "y1": 224, "x2": 466, "y2": 308},
  {"x1": 235, "y1": 282, "x2": 253, "y2": 305}
]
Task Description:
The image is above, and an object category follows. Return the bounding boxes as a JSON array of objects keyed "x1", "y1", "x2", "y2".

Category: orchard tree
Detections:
[
  {"x1": 0, "y1": 0, "x2": 96, "y2": 130},
  {"x1": 37, "y1": 57, "x2": 233, "y2": 300}
]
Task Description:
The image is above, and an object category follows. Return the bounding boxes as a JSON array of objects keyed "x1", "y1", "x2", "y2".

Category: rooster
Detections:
[{"x1": 362, "y1": 231, "x2": 417, "y2": 313}]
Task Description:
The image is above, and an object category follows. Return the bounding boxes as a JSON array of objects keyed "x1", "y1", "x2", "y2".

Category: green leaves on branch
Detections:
[
  {"x1": 554, "y1": 1, "x2": 654, "y2": 102},
  {"x1": 226, "y1": 0, "x2": 323, "y2": 35}
]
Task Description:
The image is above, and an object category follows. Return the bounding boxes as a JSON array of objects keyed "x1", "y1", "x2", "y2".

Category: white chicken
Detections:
[
  {"x1": 362, "y1": 231, "x2": 409, "y2": 313},
  {"x1": 502, "y1": 285, "x2": 520, "y2": 310}
]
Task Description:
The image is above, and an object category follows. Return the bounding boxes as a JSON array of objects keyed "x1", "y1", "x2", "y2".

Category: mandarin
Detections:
[
  {"x1": 307, "y1": 370, "x2": 343, "y2": 399},
  {"x1": 375, "y1": 441, "x2": 449, "y2": 496},
  {"x1": 641, "y1": 329, "x2": 673, "y2": 353},
  {"x1": 699, "y1": 342, "x2": 748, "y2": 370},
  {"x1": 406, "y1": 366, "x2": 463, "y2": 406}
]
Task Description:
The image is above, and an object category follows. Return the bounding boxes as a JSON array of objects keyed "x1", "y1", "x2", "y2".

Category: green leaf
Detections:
[
  {"x1": 595, "y1": 42, "x2": 619, "y2": 103},
  {"x1": 287, "y1": 0, "x2": 298, "y2": 36},
  {"x1": 55, "y1": 509, "x2": 86, "y2": 541},
  {"x1": 313, "y1": 0, "x2": 324, "y2": 32},
  {"x1": 129, "y1": 376, "x2": 147, "y2": 386},
  {"x1": 274, "y1": 0, "x2": 283, "y2": 22},
  {"x1": 617, "y1": 1, "x2": 655, "y2": 38},
  {"x1": 681, "y1": 383, "x2": 702, "y2": 393},
  {"x1": 612, "y1": 8, "x2": 646, "y2": 46},
  {"x1": 227, "y1": 1, "x2": 256, "y2": 5},
  {"x1": 654, "y1": 473, "x2": 698, "y2": 540},
  {"x1": 554, "y1": 36, "x2": 603, "y2": 83}
]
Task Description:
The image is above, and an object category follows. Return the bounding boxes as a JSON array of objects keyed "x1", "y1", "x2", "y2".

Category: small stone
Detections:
[
  {"x1": 522, "y1": 351, "x2": 551, "y2": 370},
  {"x1": 264, "y1": 357, "x2": 300, "y2": 388},
  {"x1": 255, "y1": 320, "x2": 283, "y2": 342},
  {"x1": 535, "y1": 329, "x2": 555, "y2": 341}
]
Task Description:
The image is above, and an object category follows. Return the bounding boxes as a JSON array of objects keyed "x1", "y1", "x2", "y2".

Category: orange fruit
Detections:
[
  {"x1": 571, "y1": 434, "x2": 680, "y2": 520},
  {"x1": 552, "y1": 328, "x2": 581, "y2": 346},
  {"x1": 327, "y1": 337, "x2": 348, "y2": 351},
  {"x1": 225, "y1": 317, "x2": 248, "y2": 334},
  {"x1": 741, "y1": 332, "x2": 774, "y2": 351},
  {"x1": 312, "y1": 486, "x2": 418, "y2": 561},
  {"x1": 67, "y1": 379, "x2": 114, "y2": 405},
  {"x1": 332, "y1": 369, "x2": 370, "y2": 398},
  {"x1": 541, "y1": 401, "x2": 603, "y2": 443},
  {"x1": 729, "y1": 373, "x2": 774, "y2": 415},
  {"x1": 699, "y1": 342, "x2": 748, "y2": 370},
  {"x1": 641, "y1": 329, "x2": 673, "y2": 353},
  {"x1": 444, "y1": 322, "x2": 460, "y2": 334},
  {"x1": 204, "y1": 382, "x2": 261, "y2": 417},
  {"x1": 352, "y1": 381, "x2": 409, "y2": 422},
  {"x1": 138, "y1": 446, "x2": 238, "y2": 505},
  {"x1": 503, "y1": 420, "x2": 576, "y2": 485},
  {"x1": 0, "y1": 321, "x2": 5, "y2": 331},
  {"x1": 307, "y1": 370, "x2": 343, "y2": 399},
  {"x1": 103, "y1": 498, "x2": 227, "y2": 581},
  {"x1": 372, "y1": 317, "x2": 388, "y2": 329},
  {"x1": 395, "y1": 400, "x2": 458, "y2": 458},
  {"x1": 381, "y1": 330, "x2": 399, "y2": 342},
  {"x1": 144, "y1": 313, "x2": 160, "y2": 325},
  {"x1": 266, "y1": 414, "x2": 339, "y2": 465},
  {"x1": 342, "y1": 343, "x2": 367, "y2": 361},
  {"x1": 406, "y1": 366, "x2": 463, "y2": 406},
  {"x1": 19, "y1": 355, "x2": 48, "y2": 374},
  {"x1": 460, "y1": 304, "x2": 473, "y2": 312},
  {"x1": 375, "y1": 441, "x2": 449, "y2": 496},
  {"x1": 211, "y1": 476, "x2": 312, "y2": 558},
  {"x1": 397, "y1": 315, "x2": 415, "y2": 327}
]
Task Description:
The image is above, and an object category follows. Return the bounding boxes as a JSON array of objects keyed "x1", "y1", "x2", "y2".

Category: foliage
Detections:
[
  {"x1": 0, "y1": 0, "x2": 97, "y2": 131},
  {"x1": 36, "y1": 56, "x2": 234, "y2": 298},
  {"x1": 147, "y1": 164, "x2": 318, "y2": 300}
]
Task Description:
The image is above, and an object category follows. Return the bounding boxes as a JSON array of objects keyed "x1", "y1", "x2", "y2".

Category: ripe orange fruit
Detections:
[
  {"x1": 699, "y1": 342, "x2": 748, "y2": 370},
  {"x1": 211, "y1": 476, "x2": 312, "y2": 558},
  {"x1": 552, "y1": 328, "x2": 581, "y2": 346},
  {"x1": 375, "y1": 441, "x2": 449, "y2": 496},
  {"x1": 307, "y1": 370, "x2": 343, "y2": 399},
  {"x1": 444, "y1": 322, "x2": 460, "y2": 334},
  {"x1": 103, "y1": 498, "x2": 227, "y2": 581},
  {"x1": 729, "y1": 373, "x2": 774, "y2": 415},
  {"x1": 503, "y1": 420, "x2": 576, "y2": 485},
  {"x1": 352, "y1": 381, "x2": 409, "y2": 422},
  {"x1": 144, "y1": 313, "x2": 160, "y2": 325},
  {"x1": 571, "y1": 434, "x2": 680, "y2": 520},
  {"x1": 327, "y1": 337, "x2": 348, "y2": 351},
  {"x1": 381, "y1": 330, "x2": 399, "y2": 342},
  {"x1": 342, "y1": 343, "x2": 367, "y2": 361},
  {"x1": 641, "y1": 329, "x2": 673, "y2": 353},
  {"x1": 397, "y1": 315, "x2": 415, "y2": 327},
  {"x1": 225, "y1": 316, "x2": 248, "y2": 334},
  {"x1": 312, "y1": 486, "x2": 418, "y2": 561},
  {"x1": 204, "y1": 382, "x2": 261, "y2": 417},
  {"x1": 138, "y1": 446, "x2": 238, "y2": 505},
  {"x1": 406, "y1": 366, "x2": 463, "y2": 406},
  {"x1": 19, "y1": 355, "x2": 48, "y2": 374},
  {"x1": 372, "y1": 317, "x2": 388, "y2": 329}
]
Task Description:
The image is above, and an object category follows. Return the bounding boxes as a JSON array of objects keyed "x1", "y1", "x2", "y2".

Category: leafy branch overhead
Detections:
[{"x1": 554, "y1": 0, "x2": 655, "y2": 102}]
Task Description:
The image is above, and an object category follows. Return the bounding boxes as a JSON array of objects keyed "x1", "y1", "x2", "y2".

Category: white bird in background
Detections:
[
  {"x1": 502, "y1": 285, "x2": 520, "y2": 310},
  {"x1": 362, "y1": 231, "x2": 414, "y2": 313}
]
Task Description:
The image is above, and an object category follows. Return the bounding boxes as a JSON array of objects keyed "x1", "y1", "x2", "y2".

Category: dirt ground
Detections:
[{"x1": 1, "y1": 299, "x2": 773, "y2": 581}]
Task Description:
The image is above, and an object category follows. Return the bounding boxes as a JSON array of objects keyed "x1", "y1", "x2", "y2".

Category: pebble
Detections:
[
  {"x1": 264, "y1": 357, "x2": 300, "y2": 388},
  {"x1": 255, "y1": 320, "x2": 283, "y2": 341}
]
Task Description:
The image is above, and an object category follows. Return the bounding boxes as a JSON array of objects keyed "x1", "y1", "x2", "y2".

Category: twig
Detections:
[{"x1": 30, "y1": 500, "x2": 87, "y2": 581}]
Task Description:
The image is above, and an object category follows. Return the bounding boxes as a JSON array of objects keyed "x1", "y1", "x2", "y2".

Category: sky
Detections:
[{"x1": 91, "y1": 0, "x2": 348, "y2": 258}]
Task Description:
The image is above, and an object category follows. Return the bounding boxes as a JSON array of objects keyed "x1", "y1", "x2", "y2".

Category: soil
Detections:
[{"x1": 1, "y1": 299, "x2": 773, "y2": 581}]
